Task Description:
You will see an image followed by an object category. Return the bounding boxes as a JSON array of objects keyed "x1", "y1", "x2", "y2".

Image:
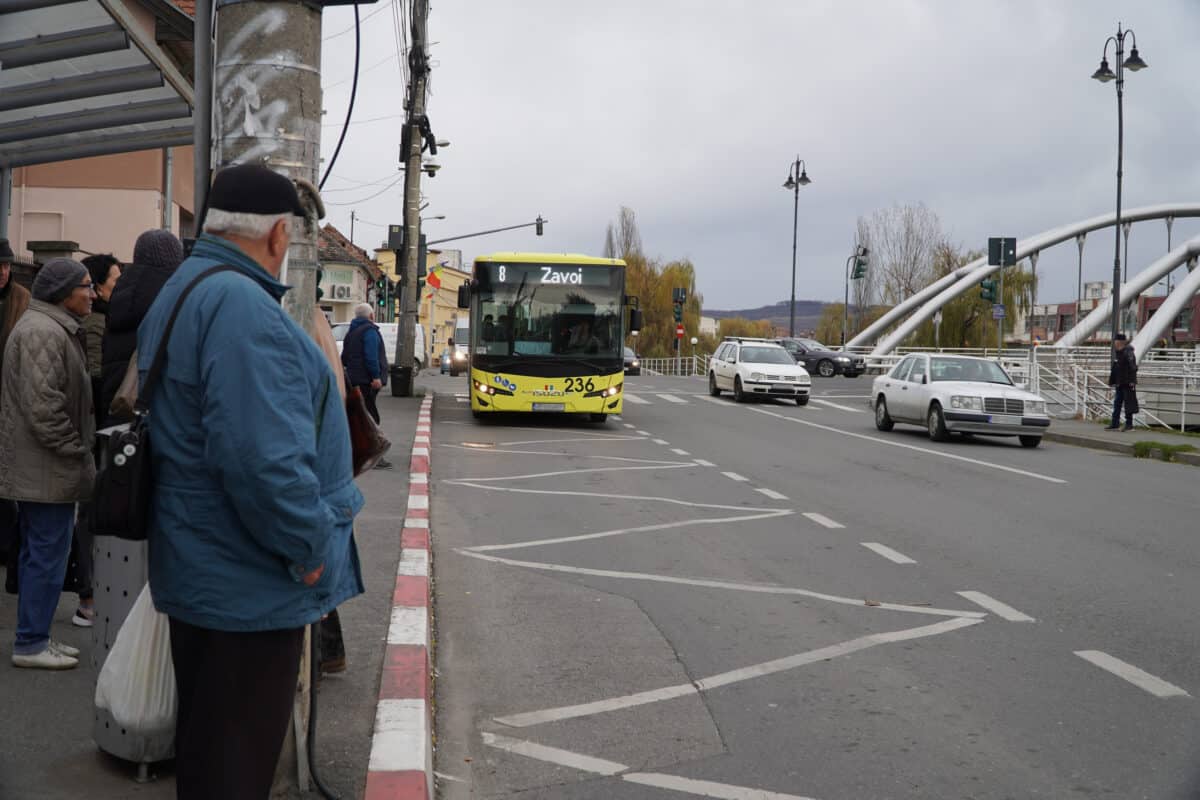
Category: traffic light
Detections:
[
  {"x1": 979, "y1": 279, "x2": 998, "y2": 303},
  {"x1": 377, "y1": 277, "x2": 387, "y2": 308},
  {"x1": 851, "y1": 256, "x2": 868, "y2": 280},
  {"x1": 673, "y1": 303, "x2": 683, "y2": 323}
]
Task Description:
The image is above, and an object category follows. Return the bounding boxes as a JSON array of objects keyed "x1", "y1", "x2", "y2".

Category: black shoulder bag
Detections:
[{"x1": 91, "y1": 265, "x2": 239, "y2": 540}]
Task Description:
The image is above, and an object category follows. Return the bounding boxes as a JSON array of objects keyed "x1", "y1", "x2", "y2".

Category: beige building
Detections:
[
  {"x1": 373, "y1": 246, "x2": 470, "y2": 355},
  {"x1": 318, "y1": 224, "x2": 381, "y2": 323}
]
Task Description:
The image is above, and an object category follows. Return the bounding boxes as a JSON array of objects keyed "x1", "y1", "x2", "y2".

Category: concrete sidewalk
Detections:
[
  {"x1": 1045, "y1": 418, "x2": 1200, "y2": 466},
  {"x1": 0, "y1": 389, "x2": 424, "y2": 800}
]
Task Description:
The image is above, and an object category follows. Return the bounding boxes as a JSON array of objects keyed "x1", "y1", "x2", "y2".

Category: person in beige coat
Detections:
[{"x1": 0, "y1": 257, "x2": 97, "y2": 670}]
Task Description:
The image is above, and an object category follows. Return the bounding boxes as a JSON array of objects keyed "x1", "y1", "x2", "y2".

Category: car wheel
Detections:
[
  {"x1": 709, "y1": 373, "x2": 721, "y2": 396},
  {"x1": 733, "y1": 376, "x2": 746, "y2": 403},
  {"x1": 1019, "y1": 435, "x2": 1041, "y2": 448},
  {"x1": 817, "y1": 359, "x2": 836, "y2": 378},
  {"x1": 795, "y1": 395, "x2": 809, "y2": 406},
  {"x1": 927, "y1": 403, "x2": 950, "y2": 442},
  {"x1": 874, "y1": 396, "x2": 894, "y2": 431},
  {"x1": 590, "y1": 413, "x2": 608, "y2": 423}
]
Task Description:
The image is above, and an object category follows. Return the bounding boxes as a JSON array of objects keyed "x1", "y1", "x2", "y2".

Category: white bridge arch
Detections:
[{"x1": 845, "y1": 204, "x2": 1200, "y2": 356}]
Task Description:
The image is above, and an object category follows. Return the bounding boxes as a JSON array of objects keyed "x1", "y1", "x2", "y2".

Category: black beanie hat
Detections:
[
  {"x1": 0, "y1": 238, "x2": 13, "y2": 263},
  {"x1": 133, "y1": 229, "x2": 184, "y2": 270},
  {"x1": 207, "y1": 164, "x2": 306, "y2": 217}
]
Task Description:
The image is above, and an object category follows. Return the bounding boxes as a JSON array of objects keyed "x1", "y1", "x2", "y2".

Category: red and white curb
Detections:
[{"x1": 365, "y1": 395, "x2": 435, "y2": 800}]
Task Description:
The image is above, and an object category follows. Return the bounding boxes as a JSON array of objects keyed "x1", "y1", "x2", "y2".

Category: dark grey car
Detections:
[{"x1": 774, "y1": 337, "x2": 865, "y2": 378}]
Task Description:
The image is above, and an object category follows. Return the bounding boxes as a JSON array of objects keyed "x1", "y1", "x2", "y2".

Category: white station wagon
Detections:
[
  {"x1": 709, "y1": 338, "x2": 811, "y2": 405},
  {"x1": 871, "y1": 354, "x2": 1051, "y2": 447}
]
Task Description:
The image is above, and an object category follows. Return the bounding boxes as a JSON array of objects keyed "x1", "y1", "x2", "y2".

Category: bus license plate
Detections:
[{"x1": 532, "y1": 403, "x2": 565, "y2": 412}]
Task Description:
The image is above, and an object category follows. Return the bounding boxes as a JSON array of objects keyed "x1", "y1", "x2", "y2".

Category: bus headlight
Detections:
[{"x1": 473, "y1": 380, "x2": 495, "y2": 395}]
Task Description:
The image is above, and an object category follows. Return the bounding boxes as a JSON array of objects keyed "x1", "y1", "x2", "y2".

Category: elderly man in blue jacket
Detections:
[{"x1": 137, "y1": 164, "x2": 363, "y2": 799}]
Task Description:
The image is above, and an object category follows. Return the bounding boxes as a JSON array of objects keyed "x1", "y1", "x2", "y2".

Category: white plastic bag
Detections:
[{"x1": 95, "y1": 584, "x2": 177, "y2": 736}]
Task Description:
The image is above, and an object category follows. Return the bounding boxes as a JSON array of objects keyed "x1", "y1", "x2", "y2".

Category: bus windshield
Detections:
[{"x1": 474, "y1": 263, "x2": 623, "y2": 361}]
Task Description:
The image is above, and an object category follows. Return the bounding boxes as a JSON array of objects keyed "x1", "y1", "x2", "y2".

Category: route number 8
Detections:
[{"x1": 498, "y1": 265, "x2": 506, "y2": 282}]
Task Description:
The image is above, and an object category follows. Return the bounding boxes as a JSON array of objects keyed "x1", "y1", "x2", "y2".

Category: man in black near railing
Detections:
[{"x1": 1106, "y1": 334, "x2": 1138, "y2": 431}]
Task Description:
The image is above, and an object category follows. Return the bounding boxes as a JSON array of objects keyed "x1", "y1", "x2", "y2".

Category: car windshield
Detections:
[
  {"x1": 741, "y1": 346, "x2": 794, "y2": 365},
  {"x1": 624, "y1": 347, "x2": 636, "y2": 358},
  {"x1": 929, "y1": 357, "x2": 1013, "y2": 385},
  {"x1": 799, "y1": 339, "x2": 827, "y2": 350}
]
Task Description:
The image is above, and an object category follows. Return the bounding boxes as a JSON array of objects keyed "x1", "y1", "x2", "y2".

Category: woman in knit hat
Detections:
[
  {"x1": 0, "y1": 257, "x2": 98, "y2": 670},
  {"x1": 98, "y1": 229, "x2": 184, "y2": 425}
]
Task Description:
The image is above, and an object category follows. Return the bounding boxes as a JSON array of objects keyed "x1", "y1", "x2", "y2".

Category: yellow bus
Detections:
[{"x1": 456, "y1": 252, "x2": 643, "y2": 422}]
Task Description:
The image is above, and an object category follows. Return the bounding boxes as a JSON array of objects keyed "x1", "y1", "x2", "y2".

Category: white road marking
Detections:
[
  {"x1": 410, "y1": 472, "x2": 428, "y2": 484},
  {"x1": 693, "y1": 459, "x2": 716, "y2": 467},
  {"x1": 434, "y1": 772, "x2": 467, "y2": 784},
  {"x1": 411, "y1": 447, "x2": 430, "y2": 457},
  {"x1": 463, "y1": 508, "x2": 794, "y2": 553},
  {"x1": 493, "y1": 617, "x2": 980, "y2": 727},
  {"x1": 861, "y1": 542, "x2": 917, "y2": 564},
  {"x1": 721, "y1": 471, "x2": 749, "y2": 482},
  {"x1": 624, "y1": 423, "x2": 636, "y2": 428},
  {"x1": 655, "y1": 393, "x2": 688, "y2": 404},
  {"x1": 1074, "y1": 651, "x2": 1191, "y2": 698},
  {"x1": 444, "y1": 446, "x2": 682, "y2": 466},
  {"x1": 748, "y1": 407, "x2": 1067, "y2": 484},
  {"x1": 811, "y1": 398, "x2": 864, "y2": 413},
  {"x1": 756, "y1": 487, "x2": 789, "y2": 500},
  {"x1": 803, "y1": 512, "x2": 844, "y2": 529},
  {"x1": 624, "y1": 773, "x2": 818, "y2": 800},
  {"x1": 481, "y1": 732, "x2": 625, "y2": 775},
  {"x1": 699, "y1": 396, "x2": 728, "y2": 406},
  {"x1": 407, "y1": 494, "x2": 429, "y2": 510},
  {"x1": 956, "y1": 591, "x2": 1035, "y2": 622},
  {"x1": 653, "y1": 438, "x2": 670, "y2": 445},
  {"x1": 481, "y1": 733, "x2": 819, "y2": 799},
  {"x1": 671, "y1": 448, "x2": 691, "y2": 456},
  {"x1": 624, "y1": 393, "x2": 650, "y2": 404},
  {"x1": 369, "y1": 699, "x2": 428, "y2": 772},
  {"x1": 637, "y1": 430, "x2": 652, "y2": 436},
  {"x1": 404, "y1": 517, "x2": 429, "y2": 529},
  {"x1": 456, "y1": 550, "x2": 984, "y2": 619}
]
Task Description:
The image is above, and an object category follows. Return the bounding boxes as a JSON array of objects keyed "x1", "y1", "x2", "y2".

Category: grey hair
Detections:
[
  {"x1": 354, "y1": 303, "x2": 373, "y2": 319},
  {"x1": 203, "y1": 209, "x2": 293, "y2": 239}
]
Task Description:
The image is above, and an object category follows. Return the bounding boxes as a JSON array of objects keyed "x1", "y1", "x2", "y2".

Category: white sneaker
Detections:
[
  {"x1": 49, "y1": 640, "x2": 80, "y2": 658},
  {"x1": 12, "y1": 647, "x2": 78, "y2": 670},
  {"x1": 71, "y1": 607, "x2": 95, "y2": 628}
]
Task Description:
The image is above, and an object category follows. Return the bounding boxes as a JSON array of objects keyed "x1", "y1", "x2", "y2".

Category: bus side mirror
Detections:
[
  {"x1": 457, "y1": 284, "x2": 470, "y2": 309},
  {"x1": 629, "y1": 308, "x2": 644, "y2": 332}
]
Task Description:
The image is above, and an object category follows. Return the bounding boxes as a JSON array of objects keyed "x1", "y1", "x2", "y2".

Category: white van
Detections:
[{"x1": 333, "y1": 321, "x2": 426, "y2": 372}]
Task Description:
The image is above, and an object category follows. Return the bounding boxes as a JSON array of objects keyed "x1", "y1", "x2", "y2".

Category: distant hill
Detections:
[{"x1": 706, "y1": 300, "x2": 828, "y2": 335}]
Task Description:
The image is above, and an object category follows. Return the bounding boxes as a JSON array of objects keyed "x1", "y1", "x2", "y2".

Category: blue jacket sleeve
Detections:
[
  {"x1": 199, "y1": 289, "x2": 335, "y2": 580},
  {"x1": 362, "y1": 326, "x2": 381, "y2": 380}
]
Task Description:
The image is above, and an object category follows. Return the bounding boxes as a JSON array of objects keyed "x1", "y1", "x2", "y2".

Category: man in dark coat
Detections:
[
  {"x1": 98, "y1": 230, "x2": 184, "y2": 424},
  {"x1": 341, "y1": 303, "x2": 391, "y2": 468},
  {"x1": 1106, "y1": 334, "x2": 1138, "y2": 431}
]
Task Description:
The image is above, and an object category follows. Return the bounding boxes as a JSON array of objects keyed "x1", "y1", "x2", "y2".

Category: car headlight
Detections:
[
  {"x1": 631, "y1": 360, "x2": 639, "y2": 367},
  {"x1": 950, "y1": 395, "x2": 983, "y2": 411},
  {"x1": 837, "y1": 356, "x2": 850, "y2": 362},
  {"x1": 1025, "y1": 400, "x2": 1046, "y2": 415},
  {"x1": 453, "y1": 351, "x2": 465, "y2": 360},
  {"x1": 749, "y1": 372, "x2": 765, "y2": 382}
]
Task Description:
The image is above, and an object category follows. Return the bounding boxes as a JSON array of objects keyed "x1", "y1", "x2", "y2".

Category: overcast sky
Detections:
[{"x1": 317, "y1": 1, "x2": 1200, "y2": 311}]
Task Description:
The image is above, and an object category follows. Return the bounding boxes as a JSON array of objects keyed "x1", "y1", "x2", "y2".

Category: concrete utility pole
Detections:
[
  {"x1": 208, "y1": 0, "x2": 327, "y2": 791},
  {"x1": 397, "y1": 0, "x2": 431, "y2": 392}
]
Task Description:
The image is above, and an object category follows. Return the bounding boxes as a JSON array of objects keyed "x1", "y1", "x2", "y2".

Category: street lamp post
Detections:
[
  {"x1": 842, "y1": 245, "x2": 868, "y2": 350},
  {"x1": 781, "y1": 157, "x2": 811, "y2": 337},
  {"x1": 1092, "y1": 24, "x2": 1148, "y2": 353}
]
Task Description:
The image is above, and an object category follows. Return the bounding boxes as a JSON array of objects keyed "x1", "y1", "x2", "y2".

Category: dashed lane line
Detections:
[
  {"x1": 652, "y1": 438, "x2": 670, "y2": 445},
  {"x1": 1074, "y1": 651, "x2": 1191, "y2": 698},
  {"x1": 624, "y1": 393, "x2": 650, "y2": 404},
  {"x1": 861, "y1": 542, "x2": 917, "y2": 564},
  {"x1": 756, "y1": 487, "x2": 789, "y2": 501},
  {"x1": 655, "y1": 393, "x2": 689, "y2": 404},
  {"x1": 671, "y1": 448, "x2": 691, "y2": 456},
  {"x1": 693, "y1": 459, "x2": 716, "y2": 467},
  {"x1": 810, "y1": 398, "x2": 864, "y2": 413},
  {"x1": 803, "y1": 512, "x2": 845, "y2": 529},
  {"x1": 623, "y1": 423, "x2": 636, "y2": 428},
  {"x1": 956, "y1": 591, "x2": 1035, "y2": 622},
  {"x1": 721, "y1": 471, "x2": 749, "y2": 482},
  {"x1": 637, "y1": 430, "x2": 652, "y2": 437}
]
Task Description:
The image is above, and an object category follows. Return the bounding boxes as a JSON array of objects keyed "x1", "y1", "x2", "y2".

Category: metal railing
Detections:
[{"x1": 639, "y1": 355, "x2": 710, "y2": 377}]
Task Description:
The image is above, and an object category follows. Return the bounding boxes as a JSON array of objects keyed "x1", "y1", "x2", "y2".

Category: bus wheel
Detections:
[{"x1": 590, "y1": 413, "x2": 608, "y2": 423}]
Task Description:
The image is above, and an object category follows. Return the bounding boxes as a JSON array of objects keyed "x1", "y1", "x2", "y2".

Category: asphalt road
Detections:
[{"x1": 428, "y1": 371, "x2": 1199, "y2": 799}]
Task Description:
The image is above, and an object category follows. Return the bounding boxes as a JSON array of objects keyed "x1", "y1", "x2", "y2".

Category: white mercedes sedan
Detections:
[{"x1": 871, "y1": 354, "x2": 1051, "y2": 447}]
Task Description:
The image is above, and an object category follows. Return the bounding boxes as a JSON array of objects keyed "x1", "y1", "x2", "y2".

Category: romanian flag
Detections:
[{"x1": 427, "y1": 266, "x2": 444, "y2": 290}]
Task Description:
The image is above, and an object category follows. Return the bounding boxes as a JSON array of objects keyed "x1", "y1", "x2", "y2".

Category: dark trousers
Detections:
[
  {"x1": 1112, "y1": 383, "x2": 1135, "y2": 425},
  {"x1": 13, "y1": 502, "x2": 75, "y2": 655},
  {"x1": 168, "y1": 618, "x2": 304, "y2": 800},
  {"x1": 358, "y1": 384, "x2": 381, "y2": 424}
]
